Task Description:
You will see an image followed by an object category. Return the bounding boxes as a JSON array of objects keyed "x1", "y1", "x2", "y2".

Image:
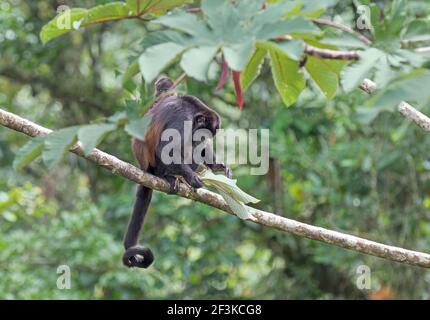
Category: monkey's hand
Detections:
[
  {"x1": 123, "y1": 245, "x2": 154, "y2": 268},
  {"x1": 189, "y1": 173, "x2": 204, "y2": 189},
  {"x1": 208, "y1": 163, "x2": 233, "y2": 179}
]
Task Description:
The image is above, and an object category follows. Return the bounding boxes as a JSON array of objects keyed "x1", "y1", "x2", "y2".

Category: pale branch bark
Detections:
[
  {"x1": 311, "y1": 18, "x2": 372, "y2": 46},
  {"x1": 2, "y1": 108, "x2": 430, "y2": 268},
  {"x1": 360, "y1": 78, "x2": 430, "y2": 131},
  {"x1": 415, "y1": 47, "x2": 430, "y2": 53},
  {"x1": 276, "y1": 35, "x2": 359, "y2": 60}
]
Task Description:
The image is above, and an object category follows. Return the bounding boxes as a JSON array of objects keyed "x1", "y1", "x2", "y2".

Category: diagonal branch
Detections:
[
  {"x1": 2, "y1": 108, "x2": 430, "y2": 268},
  {"x1": 360, "y1": 78, "x2": 430, "y2": 130}
]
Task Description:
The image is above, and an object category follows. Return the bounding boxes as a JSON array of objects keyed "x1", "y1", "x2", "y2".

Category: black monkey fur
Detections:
[{"x1": 123, "y1": 77, "x2": 231, "y2": 268}]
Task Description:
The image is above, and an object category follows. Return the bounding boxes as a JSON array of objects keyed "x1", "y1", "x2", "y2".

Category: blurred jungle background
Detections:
[{"x1": 1, "y1": 0, "x2": 430, "y2": 299}]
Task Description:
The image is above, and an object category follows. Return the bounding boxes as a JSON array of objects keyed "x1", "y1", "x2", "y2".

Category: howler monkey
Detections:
[{"x1": 122, "y1": 77, "x2": 231, "y2": 268}]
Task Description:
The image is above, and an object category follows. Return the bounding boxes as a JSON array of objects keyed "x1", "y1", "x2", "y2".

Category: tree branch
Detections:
[
  {"x1": 2, "y1": 108, "x2": 430, "y2": 268},
  {"x1": 359, "y1": 78, "x2": 430, "y2": 130},
  {"x1": 311, "y1": 18, "x2": 372, "y2": 46}
]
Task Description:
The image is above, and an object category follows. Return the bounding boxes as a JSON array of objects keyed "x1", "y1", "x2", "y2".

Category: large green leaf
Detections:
[
  {"x1": 180, "y1": 46, "x2": 218, "y2": 81},
  {"x1": 13, "y1": 136, "x2": 46, "y2": 172},
  {"x1": 40, "y1": 8, "x2": 89, "y2": 44},
  {"x1": 241, "y1": 48, "x2": 267, "y2": 91},
  {"x1": 341, "y1": 48, "x2": 385, "y2": 93},
  {"x1": 40, "y1": 1, "x2": 191, "y2": 44},
  {"x1": 78, "y1": 123, "x2": 117, "y2": 156},
  {"x1": 139, "y1": 42, "x2": 185, "y2": 83},
  {"x1": 267, "y1": 44, "x2": 305, "y2": 106},
  {"x1": 42, "y1": 127, "x2": 79, "y2": 169}
]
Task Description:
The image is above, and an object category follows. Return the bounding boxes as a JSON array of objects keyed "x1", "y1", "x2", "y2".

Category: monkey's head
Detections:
[
  {"x1": 155, "y1": 76, "x2": 174, "y2": 97},
  {"x1": 183, "y1": 96, "x2": 220, "y2": 137}
]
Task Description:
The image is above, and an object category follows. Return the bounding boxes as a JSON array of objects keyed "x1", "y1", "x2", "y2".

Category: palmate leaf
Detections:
[
  {"x1": 13, "y1": 136, "x2": 46, "y2": 172},
  {"x1": 42, "y1": 127, "x2": 79, "y2": 169},
  {"x1": 144, "y1": 0, "x2": 320, "y2": 86}
]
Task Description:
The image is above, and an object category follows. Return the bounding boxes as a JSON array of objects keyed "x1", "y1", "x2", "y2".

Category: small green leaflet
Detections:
[
  {"x1": 42, "y1": 126, "x2": 79, "y2": 169},
  {"x1": 125, "y1": 0, "x2": 191, "y2": 15},
  {"x1": 125, "y1": 115, "x2": 153, "y2": 140},
  {"x1": 139, "y1": 42, "x2": 185, "y2": 83},
  {"x1": 305, "y1": 57, "x2": 346, "y2": 99},
  {"x1": 13, "y1": 136, "x2": 46, "y2": 172},
  {"x1": 123, "y1": 60, "x2": 140, "y2": 86},
  {"x1": 199, "y1": 168, "x2": 259, "y2": 220},
  {"x1": 269, "y1": 47, "x2": 305, "y2": 106},
  {"x1": 341, "y1": 48, "x2": 385, "y2": 93},
  {"x1": 241, "y1": 48, "x2": 267, "y2": 91},
  {"x1": 78, "y1": 123, "x2": 116, "y2": 156},
  {"x1": 180, "y1": 46, "x2": 218, "y2": 81},
  {"x1": 222, "y1": 41, "x2": 255, "y2": 71}
]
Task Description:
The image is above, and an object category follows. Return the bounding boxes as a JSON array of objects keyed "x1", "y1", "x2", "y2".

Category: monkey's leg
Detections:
[{"x1": 123, "y1": 185, "x2": 154, "y2": 268}]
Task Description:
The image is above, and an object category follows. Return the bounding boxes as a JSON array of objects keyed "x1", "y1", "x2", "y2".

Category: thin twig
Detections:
[{"x1": 311, "y1": 18, "x2": 372, "y2": 46}]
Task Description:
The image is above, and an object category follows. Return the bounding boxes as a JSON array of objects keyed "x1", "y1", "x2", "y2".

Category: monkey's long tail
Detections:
[{"x1": 123, "y1": 185, "x2": 154, "y2": 268}]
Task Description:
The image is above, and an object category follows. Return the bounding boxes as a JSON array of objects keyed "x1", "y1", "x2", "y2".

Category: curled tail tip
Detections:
[{"x1": 123, "y1": 245, "x2": 154, "y2": 268}]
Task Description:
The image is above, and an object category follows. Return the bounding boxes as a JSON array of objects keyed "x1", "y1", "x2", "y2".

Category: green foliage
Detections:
[
  {"x1": 269, "y1": 45, "x2": 305, "y2": 106},
  {"x1": 12, "y1": 137, "x2": 45, "y2": 172},
  {"x1": 240, "y1": 48, "x2": 266, "y2": 92},
  {"x1": 341, "y1": 48, "x2": 385, "y2": 92},
  {"x1": 138, "y1": 0, "x2": 320, "y2": 102},
  {"x1": 78, "y1": 124, "x2": 117, "y2": 156},
  {"x1": 40, "y1": 0, "x2": 191, "y2": 44},
  {"x1": 124, "y1": 115, "x2": 153, "y2": 141},
  {"x1": 42, "y1": 127, "x2": 79, "y2": 169}
]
